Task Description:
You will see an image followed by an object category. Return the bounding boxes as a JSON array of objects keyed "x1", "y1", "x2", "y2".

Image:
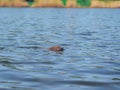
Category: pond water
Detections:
[{"x1": 0, "y1": 8, "x2": 120, "y2": 90}]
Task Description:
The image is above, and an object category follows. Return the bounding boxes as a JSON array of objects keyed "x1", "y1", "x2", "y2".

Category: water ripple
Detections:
[{"x1": 0, "y1": 8, "x2": 120, "y2": 90}]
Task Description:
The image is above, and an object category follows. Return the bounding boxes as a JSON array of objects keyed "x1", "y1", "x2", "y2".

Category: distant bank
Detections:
[{"x1": 0, "y1": 0, "x2": 120, "y2": 8}]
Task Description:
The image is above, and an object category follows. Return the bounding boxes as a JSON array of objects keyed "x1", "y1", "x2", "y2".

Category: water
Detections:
[{"x1": 0, "y1": 8, "x2": 120, "y2": 90}]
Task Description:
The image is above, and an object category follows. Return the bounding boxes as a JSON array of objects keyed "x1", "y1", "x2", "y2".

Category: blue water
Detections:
[{"x1": 0, "y1": 8, "x2": 120, "y2": 90}]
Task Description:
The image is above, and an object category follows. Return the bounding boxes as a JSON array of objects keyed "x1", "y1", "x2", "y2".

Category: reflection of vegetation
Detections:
[
  {"x1": 25, "y1": 0, "x2": 34, "y2": 6},
  {"x1": 77, "y1": 0, "x2": 91, "y2": 7},
  {"x1": 61, "y1": 0, "x2": 67, "y2": 6}
]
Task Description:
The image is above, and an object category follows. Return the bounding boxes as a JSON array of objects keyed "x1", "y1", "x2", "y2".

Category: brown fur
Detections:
[{"x1": 48, "y1": 45, "x2": 64, "y2": 51}]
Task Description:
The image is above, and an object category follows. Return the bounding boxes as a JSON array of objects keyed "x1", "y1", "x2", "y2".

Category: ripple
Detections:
[
  {"x1": 17, "y1": 45, "x2": 44, "y2": 49},
  {"x1": 0, "y1": 47, "x2": 5, "y2": 50},
  {"x1": 0, "y1": 8, "x2": 120, "y2": 90},
  {"x1": 58, "y1": 80, "x2": 120, "y2": 86}
]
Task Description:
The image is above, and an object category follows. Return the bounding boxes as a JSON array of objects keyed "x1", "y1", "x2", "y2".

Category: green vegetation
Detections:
[
  {"x1": 25, "y1": 0, "x2": 34, "y2": 6},
  {"x1": 27, "y1": 1, "x2": 34, "y2": 6},
  {"x1": 0, "y1": 0, "x2": 120, "y2": 7},
  {"x1": 77, "y1": 0, "x2": 91, "y2": 7},
  {"x1": 61, "y1": 0, "x2": 67, "y2": 6}
]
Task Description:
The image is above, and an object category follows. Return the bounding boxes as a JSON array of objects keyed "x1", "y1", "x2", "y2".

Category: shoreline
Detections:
[{"x1": 0, "y1": 0, "x2": 120, "y2": 8}]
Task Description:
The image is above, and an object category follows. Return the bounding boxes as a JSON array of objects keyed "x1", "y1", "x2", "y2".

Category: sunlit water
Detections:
[{"x1": 0, "y1": 8, "x2": 120, "y2": 90}]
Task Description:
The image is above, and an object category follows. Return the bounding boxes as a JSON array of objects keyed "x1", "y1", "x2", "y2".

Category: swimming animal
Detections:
[{"x1": 48, "y1": 45, "x2": 64, "y2": 51}]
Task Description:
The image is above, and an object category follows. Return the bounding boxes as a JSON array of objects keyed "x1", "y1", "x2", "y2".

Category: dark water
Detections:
[{"x1": 0, "y1": 8, "x2": 120, "y2": 90}]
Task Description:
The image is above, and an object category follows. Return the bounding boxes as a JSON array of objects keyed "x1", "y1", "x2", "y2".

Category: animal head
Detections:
[{"x1": 48, "y1": 45, "x2": 64, "y2": 51}]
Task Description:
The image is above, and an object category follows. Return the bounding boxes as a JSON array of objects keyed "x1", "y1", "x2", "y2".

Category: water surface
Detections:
[{"x1": 0, "y1": 8, "x2": 120, "y2": 90}]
